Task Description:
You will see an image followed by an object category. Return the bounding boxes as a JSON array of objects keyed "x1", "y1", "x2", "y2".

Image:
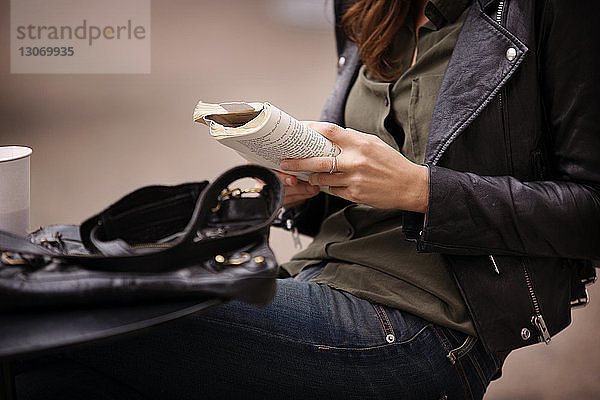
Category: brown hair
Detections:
[{"x1": 341, "y1": 0, "x2": 413, "y2": 82}]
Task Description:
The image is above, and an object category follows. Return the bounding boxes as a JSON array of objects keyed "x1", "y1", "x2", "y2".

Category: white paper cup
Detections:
[{"x1": 0, "y1": 146, "x2": 32, "y2": 235}]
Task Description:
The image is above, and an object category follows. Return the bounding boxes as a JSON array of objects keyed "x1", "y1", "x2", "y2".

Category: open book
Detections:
[{"x1": 193, "y1": 101, "x2": 339, "y2": 181}]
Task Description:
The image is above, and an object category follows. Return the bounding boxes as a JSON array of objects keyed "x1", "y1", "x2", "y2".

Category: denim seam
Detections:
[
  {"x1": 431, "y1": 326, "x2": 471, "y2": 400},
  {"x1": 439, "y1": 328, "x2": 475, "y2": 400},
  {"x1": 313, "y1": 323, "x2": 432, "y2": 351},
  {"x1": 371, "y1": 304, "x2": 395, "y2": 340},
  {"x1": 201, "y1": 316, "x2": 433, "y2": 352},
  {"x1": 466, "y1": 351, "x2": 488, "y2": 391},
  {"x1": 378, "y1": 306, "x2": 396, "y2": 338}
]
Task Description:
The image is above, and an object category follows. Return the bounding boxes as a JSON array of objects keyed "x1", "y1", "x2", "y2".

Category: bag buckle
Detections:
[
  {"x1": 211, "y1": 187, "x2": 262, "y2": 212},
  {"x1": 1, "y1": 252, "x2": 28, "y2": 265}
]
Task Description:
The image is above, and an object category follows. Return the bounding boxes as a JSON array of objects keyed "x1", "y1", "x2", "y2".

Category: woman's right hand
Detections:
[{"x1": 273, "y1": 171, "x2": 320, "y2": 209}]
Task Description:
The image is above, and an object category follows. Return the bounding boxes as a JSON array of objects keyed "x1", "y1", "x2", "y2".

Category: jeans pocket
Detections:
[{"x1": 433, "y1": 326, "x2": 491, "y2": 397}]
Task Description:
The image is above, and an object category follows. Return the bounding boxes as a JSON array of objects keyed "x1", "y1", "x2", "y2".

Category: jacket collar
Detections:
[
  {"x1": 479, "y1": 0, "x2": 498, "y2": 11},
  {"x1": 426, "y1": 0, "x2": 472, "y2": 28}
]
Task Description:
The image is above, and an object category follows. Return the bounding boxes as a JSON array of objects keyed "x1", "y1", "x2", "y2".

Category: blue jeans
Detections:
[{"x1": 15, "y1": 265, "x2": 502, "y2": 400}]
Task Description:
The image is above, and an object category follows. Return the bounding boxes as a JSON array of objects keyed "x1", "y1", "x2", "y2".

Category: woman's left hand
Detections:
[{"x1": 280, "y1": 121, "x2": 429, "y2": 213}]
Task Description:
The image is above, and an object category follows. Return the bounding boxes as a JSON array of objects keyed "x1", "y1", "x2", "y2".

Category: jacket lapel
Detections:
[
  {"x1": 425, "y1": 1, "x2": 529, "y2": 165},
  {"x1": 321, "y1": 0, "x2": 530, "y2": 163},
  {"x1": 320, "y1": 43, "x2": 360, "y2": 125}
]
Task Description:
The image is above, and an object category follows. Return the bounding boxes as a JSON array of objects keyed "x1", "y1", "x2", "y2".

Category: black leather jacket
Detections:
[{"x1": 294, "y1": 0, "x2": 600, "y2": 353}]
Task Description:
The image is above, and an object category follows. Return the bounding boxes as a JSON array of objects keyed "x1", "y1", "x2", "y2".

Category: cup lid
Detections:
[{"x1": 0, "y1": 146, "x2": 33, "y2": 163}]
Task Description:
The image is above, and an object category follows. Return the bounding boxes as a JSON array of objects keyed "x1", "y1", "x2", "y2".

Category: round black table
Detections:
[{"x1": 0, "y1": 299, "x2": 223, "y2": 399}]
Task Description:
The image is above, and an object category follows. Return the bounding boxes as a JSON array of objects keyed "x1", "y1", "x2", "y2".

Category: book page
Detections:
[{"x1": 213, "y1": 103, "x2": 339, "y2": 181}]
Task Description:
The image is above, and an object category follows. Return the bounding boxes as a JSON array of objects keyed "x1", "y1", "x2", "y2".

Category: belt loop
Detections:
[{"x1": 447, "y1": 336, "x2": 477, "y2": 365}]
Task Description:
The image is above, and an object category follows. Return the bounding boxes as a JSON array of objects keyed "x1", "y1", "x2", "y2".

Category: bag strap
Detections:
[
  {"x1": 0, "y1": 230, "x2": 53, "y2": 258},
  {"x1": 1, "y1": 165, "x2": 283, "y2": 272},
  {"x1": 181, "y1": 164, "x2": 283, "y2": 243}
]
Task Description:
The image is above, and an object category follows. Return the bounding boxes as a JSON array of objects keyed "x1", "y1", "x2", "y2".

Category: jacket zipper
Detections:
[
  {"x1": 488, "y1": 255, "x2": 500, "y2": 274},
  {"x1": 486, "y1": 1, "x2": 508, "y2": 276},
  {"x1": 522, "y1": 263, "x2": 552, "y2": 344},
  {"x1": 495, "y1": 0, "x2": 550, "y2": 345},
  {"x1": 495, "y1": 1, "x2": 505, "y2": 112},
  {"x1": 496, "y1": 1, "x2": 513, "y2": 176},
  {"x1": 496, "y1": 1, "x2": 505, "y2": 24}
]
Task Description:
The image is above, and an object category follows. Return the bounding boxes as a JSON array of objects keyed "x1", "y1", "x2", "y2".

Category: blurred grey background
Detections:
[{"x1": 1, "y1": 0, "x2": 598, "y2": 398}]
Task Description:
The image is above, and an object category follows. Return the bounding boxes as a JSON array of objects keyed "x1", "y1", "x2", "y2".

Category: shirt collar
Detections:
[{"x1": 425, "y1": 0, "x2": 472, "y2": 28}]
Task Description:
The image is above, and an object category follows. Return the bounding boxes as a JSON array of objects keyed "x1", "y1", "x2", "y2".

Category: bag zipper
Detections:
[{"x1": 522, "y1": 262, "x2": 552, "y2": 344}]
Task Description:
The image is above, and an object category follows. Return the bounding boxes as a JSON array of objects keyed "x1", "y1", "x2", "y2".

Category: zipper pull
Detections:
[
  {"x1": 284, "y1": 218, "x2": 302, "y2": 249},
  {"x1": 291, "y1": 226, "x2": 302, "y2": 249},
  {"x1": 488, "y1": 255, "x2": 500, "y2": 274},
  {"x1": 274, "y1": 208, "x2": 303, "y2": 249},
  {"x1": 532, "y1": 315, "x2": 551, "y2": 344}
]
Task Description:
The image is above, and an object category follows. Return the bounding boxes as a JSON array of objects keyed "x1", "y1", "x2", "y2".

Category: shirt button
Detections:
[
  {"x1": 506, "y1": 47, "x2": 517, "y2": 61},
  {"x1": 337, "y1": 56, "x2": 346, "y2": 72}
]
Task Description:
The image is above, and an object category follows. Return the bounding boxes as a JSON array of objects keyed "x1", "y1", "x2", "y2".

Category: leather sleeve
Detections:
[{"x1": 417, "y1": 0, "x2": 600, "y2": 260}]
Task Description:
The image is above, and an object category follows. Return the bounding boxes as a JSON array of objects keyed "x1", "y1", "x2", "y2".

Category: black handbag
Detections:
[{"x1": 0, "y1": 165, "x2": 283, "y2": 311}]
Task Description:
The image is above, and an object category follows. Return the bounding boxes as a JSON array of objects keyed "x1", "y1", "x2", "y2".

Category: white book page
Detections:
[{"x1": 214, "y1": 103, "x2": 339, "y2": 182}]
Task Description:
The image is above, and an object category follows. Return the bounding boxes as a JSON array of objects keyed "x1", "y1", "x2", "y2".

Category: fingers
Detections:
[
  {"x1": 280, "y1": 157, "x2": 336, "y2": 173},
  {"x1": 273, "y1": 170, "x2": 299, "y2": 186},
  {"x1": 272, "y1": 169, "x2": 320, "y2": 208},
  {"x1": 302, "y1": 121, "x2": 351, "y2": 146},
  {"x1": 282, "y1": 180, "x2": 320, "y2": 208},
  {"x1": 274, "y1": 171, "x2": 317, "y2": 192},
  {"x1": 287, "y1": 180, "x2": 320, "y2": 196},
  {"x1": 307, "y1": 172, "x2": 349, "y2": 188}
]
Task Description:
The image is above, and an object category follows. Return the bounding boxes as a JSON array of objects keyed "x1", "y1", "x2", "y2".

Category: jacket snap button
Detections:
[
  {"x1": 337, "y1": 56, "x2": 346, "y2": 72},
  {"x1": 521, "y1": 327, "x2": 531, "y2": 340},
  {"x1": 506, "y1": 47, "x2": 517, "y2": 61},
  {"x1": 386, "y1": 334, "x2": 395, "y2": 343}
]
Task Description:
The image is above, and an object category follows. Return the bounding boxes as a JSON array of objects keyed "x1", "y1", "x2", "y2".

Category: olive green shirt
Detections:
[{"x1": 282, "y1": 0, "x2": 475, "y2": 336}]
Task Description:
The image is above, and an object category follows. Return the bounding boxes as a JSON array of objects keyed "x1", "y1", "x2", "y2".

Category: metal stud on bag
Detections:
[
  {"x1": 211, "y1": 187, "x2": 263, "y2": 213},
  {"x1": 213, "y1": 253, "x2": 265, "y2": 267},
  {"x1": 214, "y1": 252, "x2": 252, "y2": 266}
]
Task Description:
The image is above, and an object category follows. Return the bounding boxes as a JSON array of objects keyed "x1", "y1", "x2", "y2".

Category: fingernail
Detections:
[
  {"x1": 285, "y1": 178, "x2": 293, "y2": 185},
  {"x1": 280, "y1": 161, "x2": 289, "y2": 170}
]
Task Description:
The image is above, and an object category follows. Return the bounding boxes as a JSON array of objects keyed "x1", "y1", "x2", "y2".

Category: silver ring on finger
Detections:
[{"x1": 329, "y1": 156, "x2": 337, "y2": 174}]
